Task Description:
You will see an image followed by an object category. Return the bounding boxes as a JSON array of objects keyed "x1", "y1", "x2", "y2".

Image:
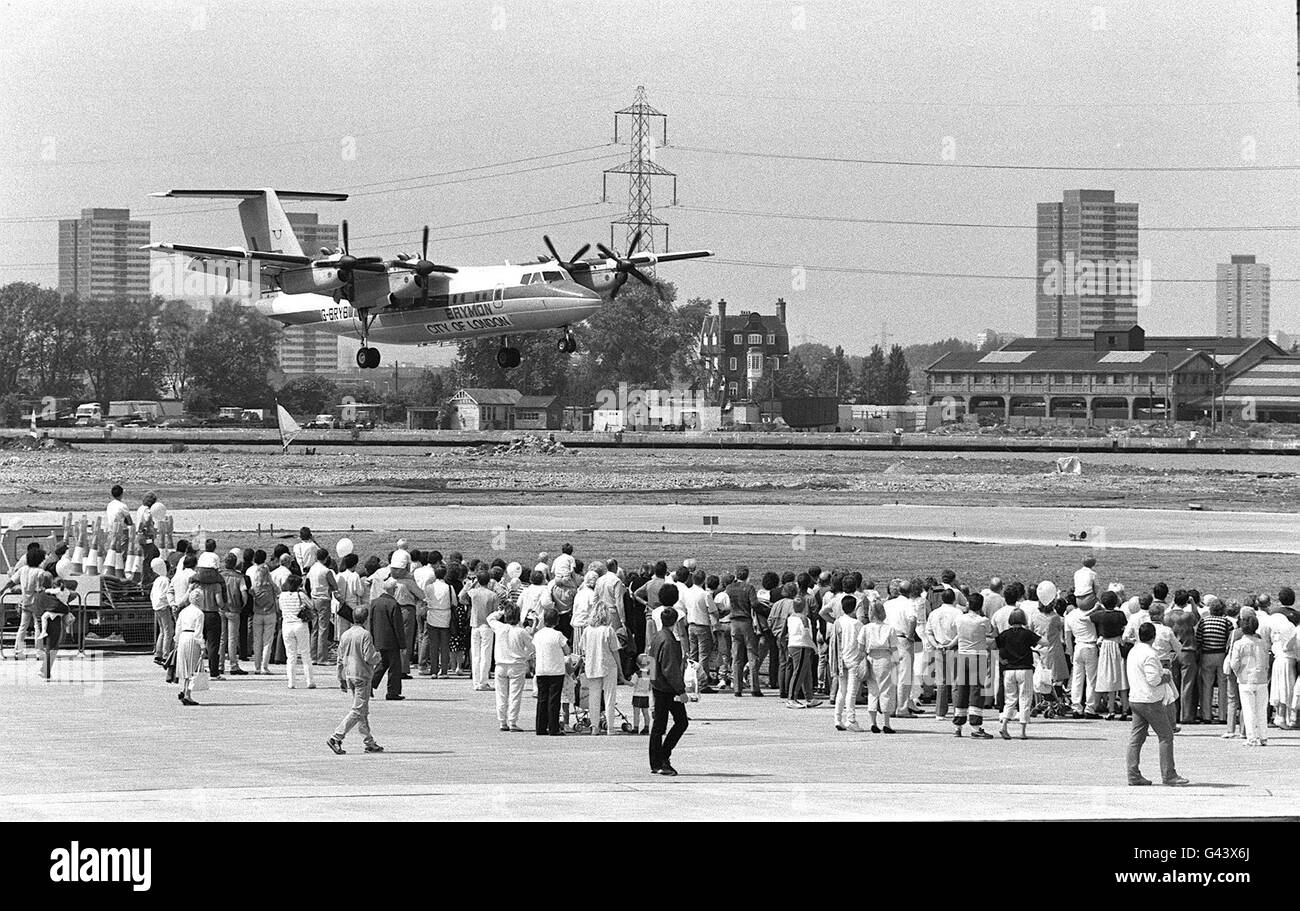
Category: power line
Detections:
[
  {"x1": 676, "y1": 204, "x2": 1300, "y2": 233},
  {"x1": 697, "y1": 256, "x2": 1300, "y2": 284},
  {"x1": 675, "y1": 145, "x2": 1300, "y2": 173},
  {"x1": 659, "y1": 86, "x2": 1300, "y2": 110},
  {"x1": 0, "y1": 146, "x2": 622, "y2": 224},
  {"x1": 350, "y1": 202, "x2": 613, "y2": 244}
]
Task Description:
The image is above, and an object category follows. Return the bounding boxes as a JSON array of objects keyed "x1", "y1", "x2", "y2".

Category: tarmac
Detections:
[
  {"x1": 3, "y1": 653, "x2": 1297, "y2": 821},
  {"x1": 11, "y1": 503, "x2": 1300, "y2": 554}
]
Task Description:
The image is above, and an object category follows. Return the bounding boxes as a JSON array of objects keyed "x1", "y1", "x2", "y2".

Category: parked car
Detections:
[{"x1": 305, "y1": 414, "x2": 336, "y2": 429}]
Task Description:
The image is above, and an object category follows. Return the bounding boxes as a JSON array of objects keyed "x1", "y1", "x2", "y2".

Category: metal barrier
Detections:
[{"x1": 79, "y1": 582, "x2": 156, "y2": 651}]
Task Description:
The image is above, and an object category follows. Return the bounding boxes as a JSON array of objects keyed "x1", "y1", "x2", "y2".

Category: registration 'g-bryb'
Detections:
[{"x1": 146, "y1": 189, "x2": 712, "y2": 369}]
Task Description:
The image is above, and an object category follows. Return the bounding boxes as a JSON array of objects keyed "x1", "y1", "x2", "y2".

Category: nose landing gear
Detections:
[
  {"x1": 354, "y1": 306, "x2": 381, "y2": 369},
  {"x1": 557, "y1": 328, "x2": 577, "y2": 354}
]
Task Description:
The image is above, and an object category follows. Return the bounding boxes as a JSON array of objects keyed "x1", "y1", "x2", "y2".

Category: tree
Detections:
[
  {"x1": 568, "y1": 279, "x2": 702, "y2": 404},
  {"x1": 24, "y1": 289, "x2": 85, "y2": 397},
  {"x1": 158, "y1": 299, "x2": 204, "y2": 398},
  {"x1": 0, "y1": 282, "x2": 43, "y2": 395},
  {"x1": 814, "y1": 345, "x2": 853, "y2": 403},
  {"x1": 277, "y1": 374, "x2": 339, "y2": 415},
  {"x1": 774, "y1": 353, "x2": 813, "y2": 397},
  {"x1": 408, "y1": 369, "x2": 450, "y2": 407},
  {"x1": 80, "y1": 296, "x2": 164, "y2": 407},
  {"x1": 855, "y1": 344, "x2": 887, "y2": 404},
  {"x1": 187, "y1": 299, "x2": 280, "y2": 407},
  {"x1": 883, "y1": 344, "x2": 912, "y2": 404}
]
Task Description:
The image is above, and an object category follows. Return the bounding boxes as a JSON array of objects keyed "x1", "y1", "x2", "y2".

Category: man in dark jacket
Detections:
[
  {"x1": 369, "y1": 578, "x2": 407, "y2": 700},
  {"x1": 648, "y1": 602, "x2": 689, "y2": 776}
]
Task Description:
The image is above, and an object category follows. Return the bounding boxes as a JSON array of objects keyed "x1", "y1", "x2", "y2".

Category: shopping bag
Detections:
[{"x1": 191, "y1": 668, "x2": 211, "y2": 692}]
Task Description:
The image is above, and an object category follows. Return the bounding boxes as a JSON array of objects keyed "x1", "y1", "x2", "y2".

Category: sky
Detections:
[{"x1": 3, "y1": 0, "x2": 1300, "y2": 366}]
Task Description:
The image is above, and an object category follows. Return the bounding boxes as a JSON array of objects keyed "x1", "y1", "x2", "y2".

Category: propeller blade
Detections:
[
  {"x1": 543, "y1": 235, "x2": 563, "y2": 264},
  {"x1": 421, "y1": 224, "x2": 429, "y2": 261},
  {"x1": 596, "y1": 243, "x2": 618, "y2": 261},
  {"x1": 341, "y1": 220, "x2": 350, "y2": 255},
  {"x1": 627, "y1": 229, "x2": 643, "y2": 255},
  {"x1": 429, "y1": 263, "x2": 458, "y2": 274},
  {"x1": 627, "y1": 265, "x2": 653, "y2": 286},
  {"x1": 569, "y1": 243, "x2": 590, "y2": 263}
]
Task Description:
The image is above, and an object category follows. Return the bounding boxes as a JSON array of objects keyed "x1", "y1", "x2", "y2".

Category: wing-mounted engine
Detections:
[{"x1": 544, "y1": 230, "x2": 712, "y2": 299}]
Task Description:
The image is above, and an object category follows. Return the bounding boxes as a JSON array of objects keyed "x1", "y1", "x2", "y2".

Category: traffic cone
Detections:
[
  {"x1": 85, "y1": 518, "x2": 102, "y2": 576},
  {"x1": 69, "y1": 518, "x2": 86, "y2": 575}
]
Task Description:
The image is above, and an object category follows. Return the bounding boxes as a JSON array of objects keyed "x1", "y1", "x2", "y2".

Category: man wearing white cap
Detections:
[{"x1": 1064, "y1": 587, "x2": 1103, "y2": 719}]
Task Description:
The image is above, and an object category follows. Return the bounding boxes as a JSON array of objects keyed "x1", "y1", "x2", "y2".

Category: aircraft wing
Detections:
[{"x1": 144, "y1": 242, "x2": 312, "y2": 274}]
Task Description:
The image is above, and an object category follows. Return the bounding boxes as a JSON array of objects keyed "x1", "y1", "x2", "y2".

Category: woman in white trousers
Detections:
[
  {"x1": 581, "y1": 605, "x2": 621, "y2": 734},
  {"x1": 278, "y1": 578, "x2": 315, "y2": 689},
  {"x1": 1228, "y1": 612, "x2": 1270, "y2": 745}
]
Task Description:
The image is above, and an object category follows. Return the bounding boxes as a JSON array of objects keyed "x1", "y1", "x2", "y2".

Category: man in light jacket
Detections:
[
  {"x1": 1126, "y1": 622, "x2": 1188, "y2": 787},
  {"x1": 328, "y1": 605, "x2": 383, "y2": 754}
]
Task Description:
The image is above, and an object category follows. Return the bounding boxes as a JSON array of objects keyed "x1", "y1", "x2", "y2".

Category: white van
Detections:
[{"x1": 75, "y1": 403, "x2": 103, "y2": 426}]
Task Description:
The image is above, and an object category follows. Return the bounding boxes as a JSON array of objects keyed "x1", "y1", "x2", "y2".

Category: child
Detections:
[
  {"x1": 328, "y1": 604, "x2": 384, "y2": 755},
  {"x1": 631, "y1": 654, "x2": 653, "y2": 734}
]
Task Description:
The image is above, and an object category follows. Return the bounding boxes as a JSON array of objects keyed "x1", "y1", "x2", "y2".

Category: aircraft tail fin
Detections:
[{"x1": 148, "y1": 189, "x2": 347, "y2": 257}]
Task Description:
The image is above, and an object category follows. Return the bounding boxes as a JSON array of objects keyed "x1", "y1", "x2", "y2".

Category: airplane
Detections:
[{"x1": 146, "y1": 188, "x2": 712, "y2": 369}]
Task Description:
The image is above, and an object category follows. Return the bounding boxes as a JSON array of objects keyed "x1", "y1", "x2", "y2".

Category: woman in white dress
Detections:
[
  {"x1": 279, "y1": 575, "x2": 316, "y2": 689},
  {"x1": 175, "y1": 590, "x2": 206, "y2": 706}
]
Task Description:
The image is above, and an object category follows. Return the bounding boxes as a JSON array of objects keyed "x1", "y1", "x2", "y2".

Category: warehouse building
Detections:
[{"x1": 926, "y1": 324, "x2": 1292, "y2": 423}]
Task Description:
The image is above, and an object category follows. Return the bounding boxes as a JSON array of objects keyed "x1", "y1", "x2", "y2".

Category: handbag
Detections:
[{"x1": 191, "y1": 668, "x2": 211, "y2": 692}]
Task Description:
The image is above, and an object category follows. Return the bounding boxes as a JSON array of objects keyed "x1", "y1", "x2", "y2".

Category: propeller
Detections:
[
  {"x1": 596, "y1": 230, "x2": 657, "y2": 297},
  {"x1": 542, "y1": 235, "x2": 592, "y2": 271},
  {"x1": 318, "y1": 219, "x2": 385, "y2": 280},
  {"x1": 391, "y1": 225, "x2": 459, "y2": 304}
]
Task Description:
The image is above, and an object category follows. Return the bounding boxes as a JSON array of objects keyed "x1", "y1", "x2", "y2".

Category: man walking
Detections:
[
  {"x1": 649, "y1": 605, "x2": 690, "y2": 776},
  {"x1": 1126, "y1": 622, "x2": 1188, "y2": 786},
  {"x1": 328, "y1": 605, "x2": 384, "y2": 755},
  {"x1": 369, "y1": 577, "x2": 407, "y2": 701}
]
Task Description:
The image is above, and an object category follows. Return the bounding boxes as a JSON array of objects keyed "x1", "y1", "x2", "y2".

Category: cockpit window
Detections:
[
  {"x1": 519, "y1": 273, "x2": 534, "y2": 285},
  {"x1": 541, "y1": 271, "x2": 564, "y2": 282}
]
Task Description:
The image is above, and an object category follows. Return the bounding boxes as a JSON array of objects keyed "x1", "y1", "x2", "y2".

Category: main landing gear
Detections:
[
  {"x1": 557, "y1": 328, "x2": 577, "y2": 354},
  {"x1": 496, "y1": 340, "x2": 521, "y2": 370},
  {"x1": 356, "y1": 346, "x2": 381, "y2": 369},
  {"x1": 354, "y1": 306, "x2": 381, "y2": 369}
]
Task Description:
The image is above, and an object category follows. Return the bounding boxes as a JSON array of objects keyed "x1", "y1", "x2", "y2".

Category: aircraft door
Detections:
[{"x1": 492, "y1": 284, "x2": 506, "y2": 309}]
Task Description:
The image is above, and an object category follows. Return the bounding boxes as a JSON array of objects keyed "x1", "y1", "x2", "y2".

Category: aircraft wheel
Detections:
[
  {"x1": 558, "y1": 331, "x2": 577, "y2": 354},
  {"x1": 496, "y1": 346, "x2": 521, "y2": 369},
  {"x1": 357, "y1": 347, "x2": 381, "y2": 369}
]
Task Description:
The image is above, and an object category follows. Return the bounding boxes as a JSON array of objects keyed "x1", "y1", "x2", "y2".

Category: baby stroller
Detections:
[{"x1": 566, "y1": 673, "x2": 634, "y2": 733}]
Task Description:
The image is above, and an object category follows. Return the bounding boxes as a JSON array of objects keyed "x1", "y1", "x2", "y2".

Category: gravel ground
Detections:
[{"x1": 2, "y1": 445, "x2": 1298, "y2": 512}]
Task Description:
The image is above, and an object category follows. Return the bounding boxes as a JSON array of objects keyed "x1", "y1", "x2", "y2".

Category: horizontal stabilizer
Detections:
[
  {"x1": 150, "y1": 189, "x2": 348, "y2": 202},
  {"x1": 145, "y1": 242, "x2": 311, "y2": 266}
]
